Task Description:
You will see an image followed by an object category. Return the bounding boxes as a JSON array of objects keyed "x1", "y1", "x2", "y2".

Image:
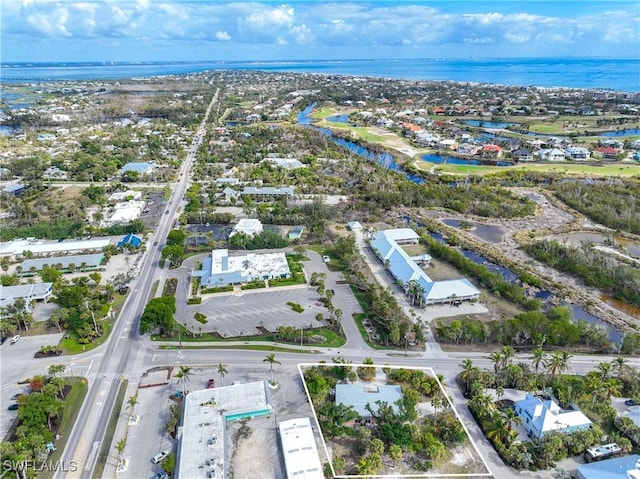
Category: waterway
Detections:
[
  {"x1": 441, "y1": 219, "x2": 506, "y2": 243},
  {"x1": 327, "y1": 114, "x2": 349, "y2": 123},
  {"x1": 549, "y1": 231, "x2": 640, "y2": 259},
  {"x1": 464, "y1": 120, "x2": 520, "y2": 129},
  {"x1": 297, "y1": 104, "x2": 625, "y2": 344},
  {"x1": 598, "y1": 128, "x2": 640, "y2": 137}
]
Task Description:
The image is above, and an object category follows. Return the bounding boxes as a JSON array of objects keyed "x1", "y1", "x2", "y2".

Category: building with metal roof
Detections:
[
  {"x1": 0, "y1": 238, "x2": 112, "y2": 258},
  {"x1": 117, "y1": 234, "x2": 142, "y2": 249},
  {"x1": 370, "y1": 229, "x2": 479, "y2": 305},
  {"x1": 175, "y1": 381, "x2": 272, "y2": 479},
  {"x1": 120, "y1": 162, "x2": 156, "y2": 175},
  {"x1": 577, "y1": 454, "x2": 640, "y2": 479},
  {"x1": 2, "y1": 183, "x2": 26, "y2": 195},
  {"x1": 0, "y1": 283, "x2": 53, "y2": 311},
  {"x1": 514, "y1": 393, "x2": 592, "y2": 439},
  {"x1": 279, "y1": 417, "x2": 323, "y2": 479},
  {"x1": 19, "y1": 253, "x2": 105, "y2": 274},
  {"x1": 288, "y1": 226, "x2": 304, "y2": 240},
  {"x1": 229, "y1": 218, "x2": 263, "y2": 238}
]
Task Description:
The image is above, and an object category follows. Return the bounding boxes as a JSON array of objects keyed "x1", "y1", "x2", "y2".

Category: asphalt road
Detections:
[{"x1": 54, "y1": 87, "x2": 220, "y2": 479}]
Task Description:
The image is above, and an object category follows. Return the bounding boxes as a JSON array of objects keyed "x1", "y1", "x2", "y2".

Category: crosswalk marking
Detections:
[{"x1": 85, "y1": 372, "x2": 126, "y2": 381}]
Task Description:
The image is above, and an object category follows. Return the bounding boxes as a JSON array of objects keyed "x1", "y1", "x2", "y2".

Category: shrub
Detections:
[
  {"x1": 187, "y1": 297, "x2": 202, "y2": 305},
  {"x1": 286, "y1": 301, "x2": 304, "y2": 313}
]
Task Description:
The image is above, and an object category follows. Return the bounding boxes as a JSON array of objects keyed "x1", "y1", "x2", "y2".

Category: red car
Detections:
[{"x1": 207, "y1": 379, "x2": 215, "y2": 389}]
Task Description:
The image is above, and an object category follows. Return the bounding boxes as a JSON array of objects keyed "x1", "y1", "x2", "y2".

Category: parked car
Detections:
[
  {"x1": 7, "y1": 403, "x2": 19, "y2": 411},
  {"x1": 624, "y1": 399, "x2": 638, "y2": 406},
  {"x1": 10, "y1": 335, "x2": 20, "y2": 344},
  {"x1": 152, "y1": 450, "x2": 171, "y2": 464},
  {"x1": 150, "y1": 472, "x2": 168, "y2": 479},
  {"x1": 207, "y1": 379, "x2": 215, "y2": 389},
  {"x1": 322, "y1": 255, "x2": 330, "y2": 263}
]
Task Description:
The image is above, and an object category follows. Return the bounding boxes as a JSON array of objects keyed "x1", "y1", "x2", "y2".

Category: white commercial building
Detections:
[
  {"x1": 194, "y1": 249, "x2": 290, "y2": 288},
  {"x1": 0, "y1": 283, "x2": 54, "y2": 311},
  {"x1": 279, "y1": 417, "x2": 323, "y2": 479},
  {"x1": 101, "y1": 200, "x2": 145, "y2": 226},
  {"x1": 0, "y1": 238, "x2": 112, "y2": 258},
  {"x1": 229, "y1": 218, "x2": 263, "y2": 238},
  {"x1": 175, "y1": 381, "x2": 272, "y2": 479}
]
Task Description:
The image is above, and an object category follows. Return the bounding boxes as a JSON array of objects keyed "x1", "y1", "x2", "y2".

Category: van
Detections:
[
  {"x1": 152, "y1": 450, "x2": 170, "y2": 464},
  {"x1": 10, "y1": 335, "x2": 20, "y2": 344}
]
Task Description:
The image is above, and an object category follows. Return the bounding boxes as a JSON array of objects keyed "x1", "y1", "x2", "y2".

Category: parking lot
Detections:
[
  {"x1": 117, "y1": 363, "x2": 317, "y2": 479},
  {"x1": 177, "y1": 287, "x2": 329, "y2": 337}
]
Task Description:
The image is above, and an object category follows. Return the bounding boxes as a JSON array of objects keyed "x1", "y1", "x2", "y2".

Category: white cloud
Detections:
[{"x1": 216, "y1": 30, "x2": 231, "y2": 41}]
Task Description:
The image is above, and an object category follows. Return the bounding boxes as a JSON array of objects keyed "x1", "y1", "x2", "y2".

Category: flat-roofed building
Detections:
[
  {"x1": 279, "y1": 418, "x2": 323, "y2": 479},
  {"x1": 194, "y1": 249, "x2": 290, "y2": 288},
  {"x1": 229, "y1": 218, "x2": 263, "y2": 238},
  {"x1": 175, "y1": 381, "x2": 272, "y2": 479},
  {"x1": 0, "y1": 238, "x2": 112, "y2": 258}
]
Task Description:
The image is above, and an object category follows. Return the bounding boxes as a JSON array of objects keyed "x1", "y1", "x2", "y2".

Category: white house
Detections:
[
  {"x1": 515, "y1": 394, "x2": 592, "y2": 439},
  {"x1": 565, "y1": 147, "x2": 591, "y2": 161},
  {"x1": 538, "y1": 148, "x2": 566, "y2": 162},
  {"x1": 229, "y1": 219, "x2": 263, "y2": 238}
]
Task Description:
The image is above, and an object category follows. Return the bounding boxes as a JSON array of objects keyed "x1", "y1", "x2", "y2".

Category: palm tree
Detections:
[
  {"x1": 126, "y1": 394, "x2": 139, "y2": 414},
  {"x1": 499, "y1": 345, "x2": 515, "y2": 370},
  {"x1": 217, "y1": 363, "x2": 228, "y2": 386},
  {"x1": 489, "y1": 351, "x2": 503, "y2": 374},
  {"x1": 531, "y1": 347, "x2": 547, "y2": 374},
  {"x1": 597, "y1": 361, "x2": 613, "y2": 380},
  {"x1": 547, "y1": 351, "x2": 572, "y2": 377},
  {"x1": 263, "y1": 354, "x2": 281, "y2": 383},
  {"x1": 174, "y1": 366, "x2": 191, "y2": 395},
  {"x1": 613, "y1": 356, "x2": 629, "y2": 379},
  {"x1": 459, "y1": 359, "x2": 479, "y2": 393}
]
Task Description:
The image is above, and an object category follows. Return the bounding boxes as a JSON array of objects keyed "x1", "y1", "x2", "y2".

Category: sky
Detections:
[{"x1": 1, "y1": 1, "x2": 639, "y2": 62}]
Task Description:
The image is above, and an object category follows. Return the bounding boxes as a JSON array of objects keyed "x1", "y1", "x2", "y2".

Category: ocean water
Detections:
[{"x1": 1, "y1": 58, "x2": 638, "y2": 91}]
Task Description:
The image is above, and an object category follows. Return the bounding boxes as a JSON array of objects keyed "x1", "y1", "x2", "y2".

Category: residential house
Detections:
[
  {"x1": 120, "y1": 162, "x2": 156, "y2": 175},
  {"x1": 514, "y1": 394, "x2": 592, "y2": 439},
  {"x1": 215, "y1": 178, "x2": 240, "y2": 186},
  {"x1": 2, "y1": 183, "x2": 26, "y2": 195},
  {"x1": 593, "y1": 147, "x2": 619, "y2": 160},
  {"x1": 457, "y1": 143, "x2": 481, "y2": 156},
  {"x1": 43, "y1": 166, "x2": 68, "y2": 180},
  {"x1": 482, "y1": 144, "x2": 503, "y2": 158},
  {"x1": 117, "y1": 233, "x2": 142, "y2": 249},
  {"x1": 565, "y1": 147, "x2": 591, "y2": 161},
  {"x1": 229, "y1": 219, "x2": 263, "y2": 238},
  {"x1": 347, "y1": 221, "x2": 363, "y2": 231},
  {"x1": 538, "y1": 148, "x2": 566, "y2": 161},
  {"x1": 265, "y1": 158, "x2": 305, "y2": 169},
  {"x1": 437, "y1": 139, "x2": 458, "y2": 151},
  {"x1": 512, "y1": 149, "x2": 533, "y2": 162}
]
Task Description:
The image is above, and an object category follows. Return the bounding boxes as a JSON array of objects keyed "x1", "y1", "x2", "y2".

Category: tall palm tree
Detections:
[
  {"x1": 175, "y1": 366, "x2": 191, "y2": 395},
  {"x1": 217, "y1": 363, "x2": 228, "y2": 386},
  {"x1": 500, "y1": 345, "x2": 515, "y2": 370},
  {"x1": 263, "y1": 353, "x2": 281, "y2": 382},
  {"x1": 460, "y1": 359, "x2": 479, "y2": 393},
  {"x1": 613, "y1": 356, "x2": 629, "y2": 379},
  {"x1": 489, "y1": 351, "x2": 503, "y2": 374},
  {"x1": 547, "y1": 351, "x2": 572, "y2": 377},
  {"x1": 531, "y1": 347, "x2": 547, "y2": 374}
]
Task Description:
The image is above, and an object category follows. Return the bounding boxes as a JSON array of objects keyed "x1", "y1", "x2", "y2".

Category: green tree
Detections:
[
  {"x1": 161, "y1": 244, "x2": 184, "y2": 267},
  {"x1": 217, "y1": 363, "x2": 228, "y2": 386},
  {"x1": 139, "y1": 296, "x2": 176, "y2": 334},
  {"x1": 166, "y1": 229, "x2": 186, "y2": 246},
  {"x1": 263, "y1": 353, "x2": 281, "y2": 382},
  {"x1": 174, "y1": 366, "x2": 191, "y2": 395}
]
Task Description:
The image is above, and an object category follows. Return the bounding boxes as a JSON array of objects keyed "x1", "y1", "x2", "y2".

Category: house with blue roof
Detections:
[
  {"x1": 577, "y1": 454, "x2": 640, "y2": 479},
  {"x1": 514, "y1": 393, "x2": 592, "y2": 439},
  {"x1": 3, "y1": 183, "x2": 26, "y2": 195},
  {"x1": 117, "y1": 233, "x2": 142, "y2": 249}
]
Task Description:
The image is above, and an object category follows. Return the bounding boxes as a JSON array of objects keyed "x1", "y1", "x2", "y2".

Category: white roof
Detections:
[
  {"x1": 0, "y1": 283, "x2": 53, "y2": 308},
  {"x1": 231, "y1": 218, "x2": 263, "y2": 236},
  {"x1": 177, "y1": 382, "x2": 271, "y2": 479},
  {"x1": 0, "y1": 238, "x2": 112, "y2": 257},
  {"x1": 374, "y1": 228, "x2": 420, "y2": 242},
  {"x1": 279, "y1": 418, "x2": 323, "y2": 479}
]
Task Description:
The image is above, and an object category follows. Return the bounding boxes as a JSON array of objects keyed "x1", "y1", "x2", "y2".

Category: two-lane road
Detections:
[{"x1": 56, "y1": 88, "x2": 219, "y2": 479}]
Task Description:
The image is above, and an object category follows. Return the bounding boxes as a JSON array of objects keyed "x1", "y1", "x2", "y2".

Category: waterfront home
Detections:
[
  {"x1": 538, "y1": 148, "x2": 566, "y2": 161},
  {"x1": 512, "y1": 148, "x2": 533, "y2": 162},
  {"x1": 631, "y1": 139, "x2": 640, "y2": 149},
  {"x1": 482, "y1": 144, "x2": 503, "y2": 158},
  {"x1": 515, "y1": 394, "x2": 592, "y2": 439},
  {"x1": 437, "y1": 139, "x2": 458, "y2": 151},
  {"x1": 457, "y1": 143, "x2": 481, "y2": 155},
  {"x1": 593, "y1": 147, "x2": 619, "y2": 160},
  {"x1": 415, "y1": 131, "x2": 440, "y2": 146},
  {"x1": 565, "y1": 147, "x2": 591, "y2": 160}
]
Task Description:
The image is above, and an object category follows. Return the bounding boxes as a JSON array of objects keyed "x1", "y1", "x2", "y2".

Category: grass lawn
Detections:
[
  {"x1": 268, "y1": 273, "x2": 306, "y2": 287},
  {"x1": 159, "y1": 344, "x2": 320, "y2": 353},
  {"x1": 92, "y1": 380, "x2": 128, "y2": 479},
  {"x1": 153, "y1": 327, "x2": 345, "y2": 348},
  {"x1": 41, "y1": 377, "x2": 89, "y2": 479},
  {"x1": 414, "y1": 159, "x2": 640, "y2": 177},
  {"x1": 60, "y1": 319, "x2": 114, "y2": 355}
]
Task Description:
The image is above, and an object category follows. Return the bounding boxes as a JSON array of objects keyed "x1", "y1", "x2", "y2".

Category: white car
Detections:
[
  {"x1": 152, "y1": 450, "x2": 171, "y2": 464},
  {"x1": 9, "y1": 335, "x2": 20, "y2": 344},
  {"x1": 322, "y1": 255, "x2": 331, "y2": 263}
]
